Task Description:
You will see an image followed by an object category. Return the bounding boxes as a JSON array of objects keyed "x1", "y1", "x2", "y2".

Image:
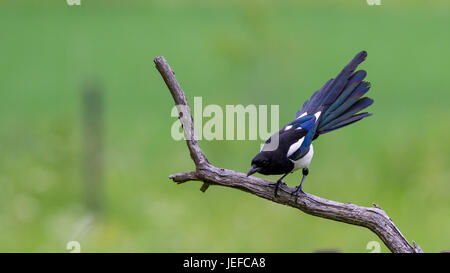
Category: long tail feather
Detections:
[
  {"x1": 320, "y1": 81, "x2": 371, "y2": 127},
  {"x1": 320, "y1": 97, "x2": 373, "y2": 130},
  {"x1": 295, "y1": 51, "x2": 374, "y2": 137},
  {"x1": 319, "y1": 112, "x2": 372, "y2": 134}
]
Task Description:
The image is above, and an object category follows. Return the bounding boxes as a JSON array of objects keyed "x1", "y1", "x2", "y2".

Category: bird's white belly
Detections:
[{"x1": 291, "y1": 144, "x2": 314, "y2": 171}]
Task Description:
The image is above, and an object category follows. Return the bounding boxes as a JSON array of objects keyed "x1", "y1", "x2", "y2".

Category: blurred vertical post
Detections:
[{"x1": 82, "y1": 81, "x2": 104, "y2": 213}]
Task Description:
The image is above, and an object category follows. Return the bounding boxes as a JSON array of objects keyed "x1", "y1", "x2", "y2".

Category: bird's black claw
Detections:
[
  {"x1": 274, "y1": 174, "x2": 289, "y2": 198},
  {"x1": 274, "y1": 181, "x2": 282, "y2": 197},
  {"x1": 291, "y1": 186, "x2": 305, "y2": 198}
]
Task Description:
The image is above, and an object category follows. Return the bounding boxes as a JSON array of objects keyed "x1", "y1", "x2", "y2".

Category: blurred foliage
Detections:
[{"x1": 0, "y1": 0, "x2": 449, "y2": 252}]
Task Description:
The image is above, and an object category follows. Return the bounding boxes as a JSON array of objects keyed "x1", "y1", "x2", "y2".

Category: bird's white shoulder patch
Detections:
[
  {"x1": 287, "y1": 137, "x2": 304, "y2": 157},
  {"x1": 284, "y1": 125, "x2": 293, "y2": 131}
]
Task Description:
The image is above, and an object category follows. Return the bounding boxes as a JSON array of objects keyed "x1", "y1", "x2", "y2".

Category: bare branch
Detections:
[
  {"x1": 154, "y1": 55, "x2": 422, "y2": 253},
  {"x1": 154, "y1": 56, "x2": 208, "y2": 168}
]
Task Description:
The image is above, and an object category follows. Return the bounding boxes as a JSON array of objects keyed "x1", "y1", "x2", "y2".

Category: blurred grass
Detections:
[{"x1": 0, "y1": 0, "x2": 449, "y2": 252}]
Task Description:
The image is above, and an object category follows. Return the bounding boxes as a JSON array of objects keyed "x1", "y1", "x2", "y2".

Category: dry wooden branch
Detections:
[{"x1": 154, "y1": 55, "x2": 423, "y2": 253}]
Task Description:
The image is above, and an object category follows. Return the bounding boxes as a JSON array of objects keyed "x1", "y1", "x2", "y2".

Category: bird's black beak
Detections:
[{"x1": 247, "y1": 165, "x2": 261, "y2": 177}]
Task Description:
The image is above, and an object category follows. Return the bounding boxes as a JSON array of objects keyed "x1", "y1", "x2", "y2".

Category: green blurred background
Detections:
[{"x1": 0, "y1": 0, "x2": 449, "y2": 252}]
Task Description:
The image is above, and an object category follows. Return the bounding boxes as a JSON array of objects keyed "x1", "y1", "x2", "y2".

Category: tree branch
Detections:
[{"x1": 154, "y1": 55, "x2": 423, "y2": 253}]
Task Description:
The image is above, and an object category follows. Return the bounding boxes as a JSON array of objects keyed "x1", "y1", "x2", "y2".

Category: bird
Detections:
[{"x1": 247, "y1": 51, "x2": 374, "y2": 197}]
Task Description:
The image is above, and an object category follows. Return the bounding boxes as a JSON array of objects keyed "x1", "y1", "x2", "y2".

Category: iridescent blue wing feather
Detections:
[{"x1": 286, "y1": 115, "x2": 316, "y2": 161}]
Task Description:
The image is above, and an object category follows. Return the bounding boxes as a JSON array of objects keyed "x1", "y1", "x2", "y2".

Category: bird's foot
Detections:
[
  {"x1": 291, "y1": 168, "x2": 308, "y2": 199},
  {"x1": 291, "y1": 185, "x2": 305, "y2": 199},
  {"x1": 274, "y1": 173, "x2": 290, "y2": 197},
  {"x1": 274, "y1": 181, "x2": 281, "y2": 197}
]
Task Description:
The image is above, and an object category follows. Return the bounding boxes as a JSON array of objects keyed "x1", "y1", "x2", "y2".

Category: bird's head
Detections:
[{"x1": 247, "y1": 152, "x2": 271, "y2": 177}]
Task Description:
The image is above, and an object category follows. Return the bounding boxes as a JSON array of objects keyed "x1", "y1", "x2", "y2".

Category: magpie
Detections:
[{"x1": 247, "y1": 51, "x2": 373, "y2": 197}]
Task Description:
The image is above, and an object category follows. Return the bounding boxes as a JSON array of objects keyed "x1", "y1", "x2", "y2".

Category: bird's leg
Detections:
[
  {"x1": 274, "y1": 173, "x2": 289, "y2": 197},
  {"x1": 293, "y1": 168, "x2": 309, "y2": 195}
]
